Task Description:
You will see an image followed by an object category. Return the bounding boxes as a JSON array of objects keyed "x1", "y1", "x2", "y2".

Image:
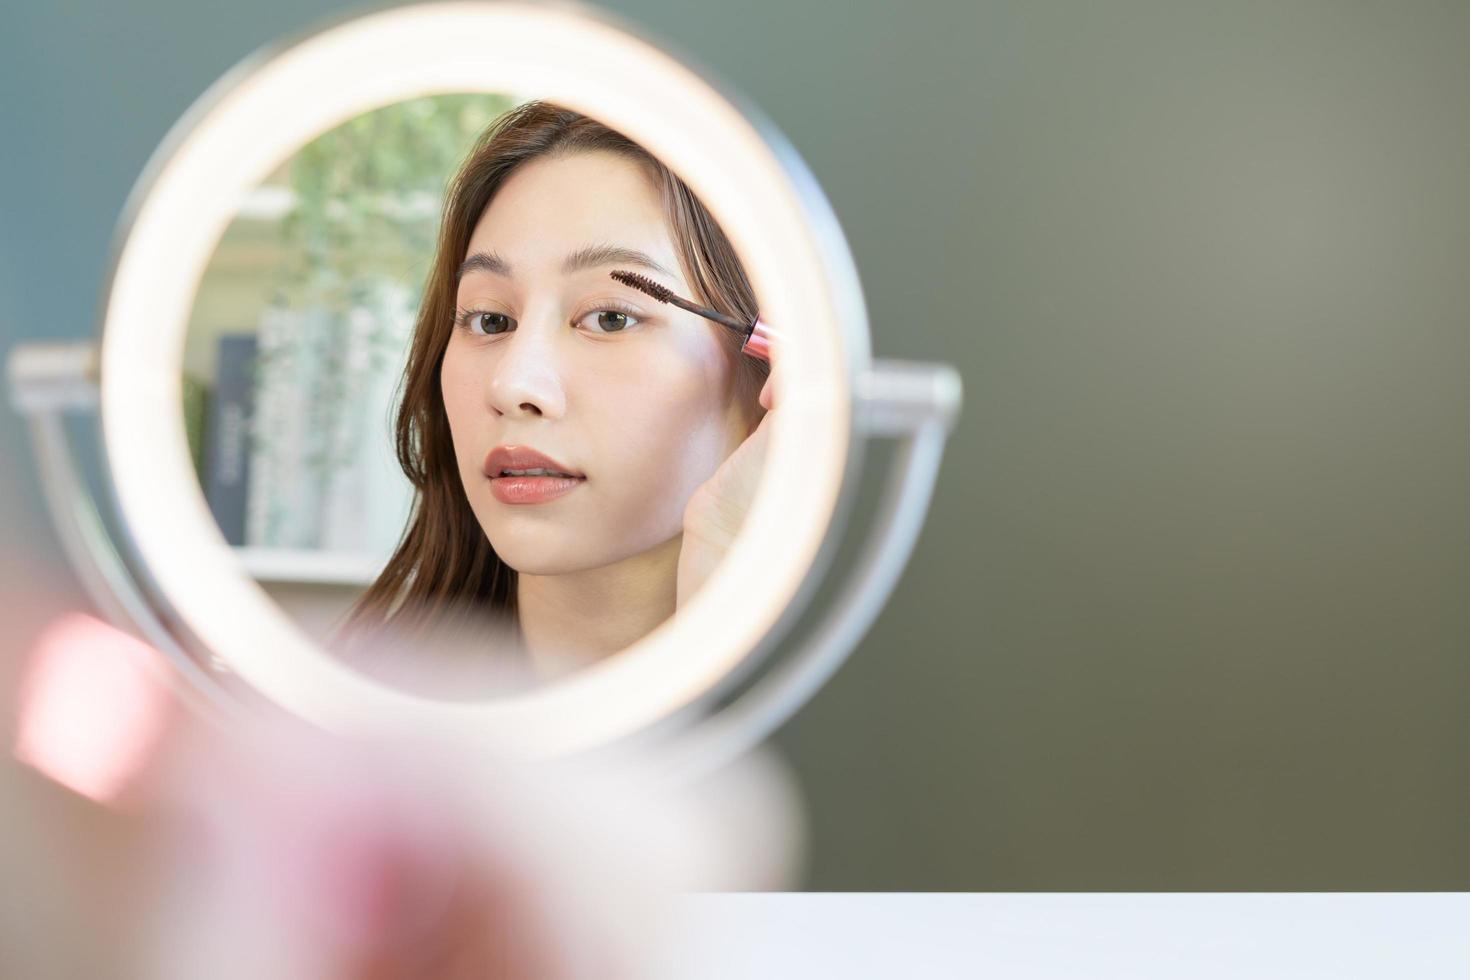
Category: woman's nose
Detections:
[{"x1": 484, "y1": 325, "x2": 568, "y2": 420}]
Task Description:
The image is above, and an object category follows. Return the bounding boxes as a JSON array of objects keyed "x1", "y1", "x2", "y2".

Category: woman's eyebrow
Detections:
[{"x1": 456, "y1": 244, "x2": 677, "y2": 282}]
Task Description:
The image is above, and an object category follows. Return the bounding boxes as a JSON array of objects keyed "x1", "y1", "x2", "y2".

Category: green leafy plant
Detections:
[{"x1": 275, "y1": 92, "x2": 515, "y2": 310}]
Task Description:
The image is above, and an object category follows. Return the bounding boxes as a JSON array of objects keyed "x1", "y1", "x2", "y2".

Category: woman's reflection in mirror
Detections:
[{"x1": 338, "y1": 102, "x2": 774, "y2": 687}]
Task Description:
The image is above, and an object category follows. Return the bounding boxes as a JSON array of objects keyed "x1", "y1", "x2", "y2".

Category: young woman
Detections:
[{"x1": 341, "y1": 101, "x2": 775, "y2": 684}]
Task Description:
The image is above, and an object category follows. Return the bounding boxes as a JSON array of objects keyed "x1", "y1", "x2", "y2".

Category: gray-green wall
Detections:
[{"x1": 3, "y1": 1, "x2": 1468, "y2": 889}]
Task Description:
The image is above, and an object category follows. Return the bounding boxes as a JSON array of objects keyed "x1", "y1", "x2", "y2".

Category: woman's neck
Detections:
[{"x1": 515, "y1": 534, "x2": 682, "y2": 679}]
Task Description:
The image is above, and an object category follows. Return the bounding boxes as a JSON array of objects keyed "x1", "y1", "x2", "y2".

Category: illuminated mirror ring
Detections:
[{"x1": 96, "y1": 0, "x2": 864, "y2": 754}]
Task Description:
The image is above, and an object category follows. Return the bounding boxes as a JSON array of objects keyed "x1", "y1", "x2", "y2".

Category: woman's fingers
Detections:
[{"x1": 757, "y1": 334, "x2": 781, "y2": 411}]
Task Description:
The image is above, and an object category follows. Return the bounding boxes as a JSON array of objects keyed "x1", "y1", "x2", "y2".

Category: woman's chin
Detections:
[
  {"x1": 485, "y1": 524, "x2": 683, "y2": 578},
  {"x1": 494, "y1": 552, "x2": 573, "y2": 577},
  {"x1": 490, "y1": 543, "x2": 603, "y2": 578}
]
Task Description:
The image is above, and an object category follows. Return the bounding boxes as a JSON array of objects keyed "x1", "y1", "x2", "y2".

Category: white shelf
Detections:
[
  {"x1": 233, "y1": 546, "x2": 386, "y2": 586},
  {"x1": 661, "y1": 894, "x2": 1470, "y2": 979}
]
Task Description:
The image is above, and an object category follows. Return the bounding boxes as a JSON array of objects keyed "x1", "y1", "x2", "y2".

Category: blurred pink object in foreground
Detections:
[
  {"x1": 12, "y1": 612, "x2": 174, "y2": 803},
  {"x1": 2, "y1": 608, "x2": 802, "y2": 979},
  {"x1": 144, "y1": 717, "x2": 802, "y2": 979}
]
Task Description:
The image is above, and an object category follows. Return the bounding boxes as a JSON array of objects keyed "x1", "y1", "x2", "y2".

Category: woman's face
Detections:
[{"x1": 441, "y1": 150, "x2": 755, "y2": 576}]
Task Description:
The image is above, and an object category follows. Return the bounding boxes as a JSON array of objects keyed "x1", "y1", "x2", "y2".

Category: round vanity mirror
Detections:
[
  {"x1": 181, "y1": 86, "x2": 793, "y2": 699},
  {"x1": 10, "y1": 0, "x2": 960, "y2": 762}
]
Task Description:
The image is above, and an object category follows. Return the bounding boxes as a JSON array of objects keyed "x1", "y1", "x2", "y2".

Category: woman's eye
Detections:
[
  {"x1": 462, "y1": 311, "x2": 515, "y2": 335},
  {"x1": 577, "y1": 308, "x2": 641, "y2": 333}
]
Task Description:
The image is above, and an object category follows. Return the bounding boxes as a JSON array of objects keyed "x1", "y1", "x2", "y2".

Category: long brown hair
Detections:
[{"x1": 339, "y1": 100, "x2": 767, "y2": 646}]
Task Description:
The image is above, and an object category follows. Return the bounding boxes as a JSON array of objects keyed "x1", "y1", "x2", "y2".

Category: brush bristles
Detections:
[{"x1": 609, "y1": 269, "x2": 672, "y2": 303}]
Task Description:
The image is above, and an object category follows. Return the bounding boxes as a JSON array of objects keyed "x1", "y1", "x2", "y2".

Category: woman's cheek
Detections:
[
  {"x1": 440, "y1": 349, "x2": 488, "y2": 481},
  {"x1": 638, "y1": 369, "x2": 736, "y2": 487}
]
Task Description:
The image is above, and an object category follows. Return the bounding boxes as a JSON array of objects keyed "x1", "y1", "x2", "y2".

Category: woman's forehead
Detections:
[{"x1": 463, "y1": 152, "x2": 682, "y2": 283}]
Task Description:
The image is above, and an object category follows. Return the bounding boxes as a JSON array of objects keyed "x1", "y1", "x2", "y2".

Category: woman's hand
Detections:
[{"x1": 676, "y1": 365, "x2": 778, "y2": 608}]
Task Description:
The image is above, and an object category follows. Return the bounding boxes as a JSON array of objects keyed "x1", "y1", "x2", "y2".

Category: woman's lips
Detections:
[
  {"x1": 488, "y1": 473, "x2": 585, "y2": 505},
  {"x1": 482, "y1": 444, "x2": 586, "y2": 504}
]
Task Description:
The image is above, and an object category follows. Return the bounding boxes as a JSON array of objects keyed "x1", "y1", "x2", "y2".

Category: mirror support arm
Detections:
[
  {"x1": 10, "y1": 342, "x2": 963, "y2": 773},
  {"x1": 8, "y1": 340, "x2": 238, "y2": 720}
]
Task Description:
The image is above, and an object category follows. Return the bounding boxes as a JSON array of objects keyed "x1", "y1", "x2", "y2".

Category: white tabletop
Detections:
[{"x1": 657, "y1": 893, "x2": 1470, "y2": 979}]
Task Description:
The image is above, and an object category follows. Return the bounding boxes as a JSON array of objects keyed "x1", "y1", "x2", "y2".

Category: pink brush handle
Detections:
[{"x1": 741, "y1": 317, "x2": 778, "y2": 362}]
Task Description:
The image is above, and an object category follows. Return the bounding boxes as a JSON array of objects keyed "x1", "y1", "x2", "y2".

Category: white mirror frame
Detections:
[{"x1": 8, "y1": 0, "x2": 961, "y2": 765}]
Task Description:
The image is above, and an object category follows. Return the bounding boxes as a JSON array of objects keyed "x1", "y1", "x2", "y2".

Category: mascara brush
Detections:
[{"x1": 609, "y1": 270, "x2": 778, "y2": 361}]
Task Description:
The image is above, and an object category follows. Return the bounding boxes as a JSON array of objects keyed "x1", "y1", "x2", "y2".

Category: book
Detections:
[
  {"x1": 203, "y1": 334, "x2": 257, "y2": 545},
  {"x1": 182, "y1": 371, "x2": 210, "y2": 480}
]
